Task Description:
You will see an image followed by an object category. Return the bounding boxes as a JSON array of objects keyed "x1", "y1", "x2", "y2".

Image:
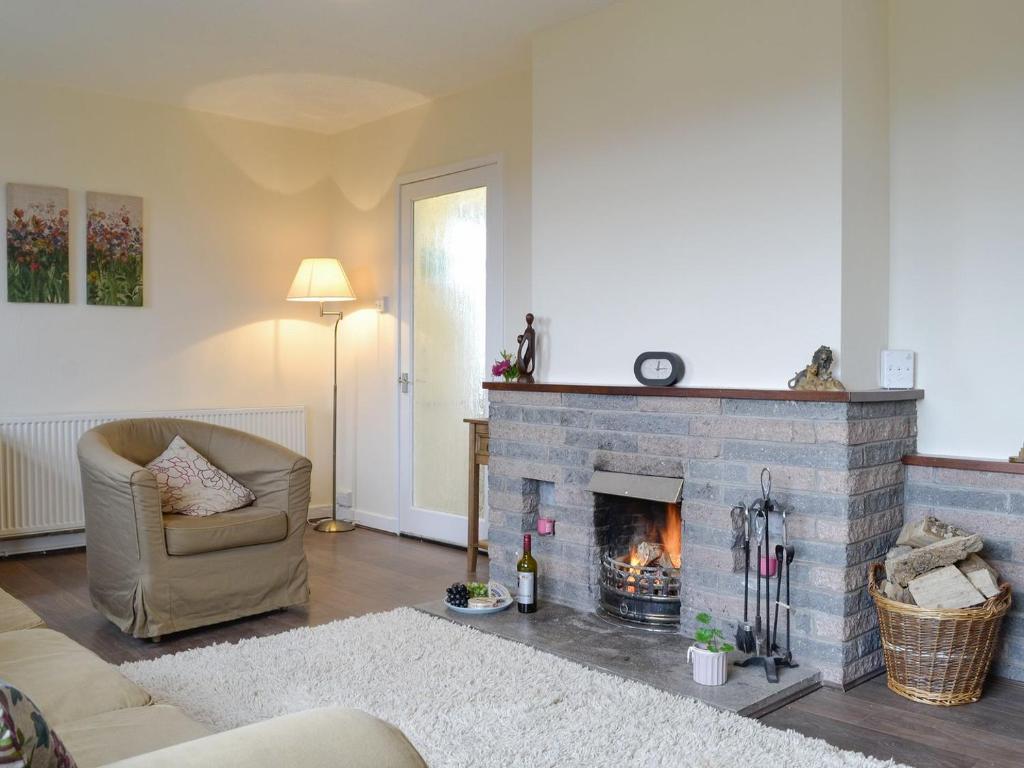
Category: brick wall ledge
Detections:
[
  {"x1": 483, "y1": 381, "x2": 924, "y2": 403},
  {"x1": 903, "y1": 453, "x2": 1024, "y2": 475}
]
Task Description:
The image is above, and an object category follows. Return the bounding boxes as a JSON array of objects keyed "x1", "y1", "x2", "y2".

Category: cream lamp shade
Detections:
[{"x1": 286, "y1": 258, "x2": 356, "y2": 302}]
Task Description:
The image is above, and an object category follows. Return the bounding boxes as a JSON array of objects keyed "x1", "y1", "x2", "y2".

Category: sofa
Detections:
[
  {"x1": 77, "y1": 418, "x2": 312, "y2": 639},
  {"x1": 0, "y1": 588, "x2": 426, "y2": 767}
]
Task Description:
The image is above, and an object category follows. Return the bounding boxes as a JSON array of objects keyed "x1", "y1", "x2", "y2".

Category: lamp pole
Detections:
[{"x1": 315, "y1": 302, "x2": 355, "y2": 533}]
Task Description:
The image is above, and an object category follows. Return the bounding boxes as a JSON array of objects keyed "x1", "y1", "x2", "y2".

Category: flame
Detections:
[
  {"x1": 663, "y1": 503, "x2": 682, "y2": 569},
  {"x1": 628, "y1": 548, "x2": 643, "y2": 568}
]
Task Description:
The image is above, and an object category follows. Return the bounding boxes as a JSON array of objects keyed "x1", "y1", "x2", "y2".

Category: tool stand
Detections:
[{"x1": 734, "y1": 468, "x2": 799, "y2": 683}]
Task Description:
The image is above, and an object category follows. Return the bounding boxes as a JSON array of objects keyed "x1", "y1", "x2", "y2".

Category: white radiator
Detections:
[{"x1": 0, "y1": 407, "x2": 306, "y2": 541}]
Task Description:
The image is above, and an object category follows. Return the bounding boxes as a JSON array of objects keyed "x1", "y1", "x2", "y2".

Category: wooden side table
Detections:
[{"x1": 464, "y1": 418, "x2": 489, "y2": 573}]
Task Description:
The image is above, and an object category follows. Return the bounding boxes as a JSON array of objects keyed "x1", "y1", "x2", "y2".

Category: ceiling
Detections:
[{"x1": 0, "y1": 0, "x2": 613, "y2": 134}]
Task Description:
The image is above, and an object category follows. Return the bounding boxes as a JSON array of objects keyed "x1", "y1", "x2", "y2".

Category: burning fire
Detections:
[{"x1": 627, "y1": 504, "x2": 682, "y2": 570}]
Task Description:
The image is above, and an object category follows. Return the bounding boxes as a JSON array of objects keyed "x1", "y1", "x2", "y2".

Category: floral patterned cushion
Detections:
[
  {"x1": 0, "y1": 681, "x2": 76, "y2": 768},
  {"x1": 145, "y1": 435, "x2": 255, "y2": 517}
]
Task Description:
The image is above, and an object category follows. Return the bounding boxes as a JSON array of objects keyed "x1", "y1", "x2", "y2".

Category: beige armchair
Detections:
[{"x1": 77, "y1": 418, "x2": 311, "y2": 640}]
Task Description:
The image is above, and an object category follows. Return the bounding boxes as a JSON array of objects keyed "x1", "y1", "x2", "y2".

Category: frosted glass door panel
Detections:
[{"x1": 412, "y1": 187, "x2": 487, "y2": 517}]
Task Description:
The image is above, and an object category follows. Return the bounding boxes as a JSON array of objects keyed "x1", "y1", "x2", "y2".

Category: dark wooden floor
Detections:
[
  {"x1": 2, "y1": 528, "x2": 1022, "y2": 767},
  {"x1": 0, "y1": 526, "x2": 477, "y2": 663}
]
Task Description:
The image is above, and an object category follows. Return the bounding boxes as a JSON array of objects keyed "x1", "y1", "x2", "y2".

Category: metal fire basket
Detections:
[{"x1": 598, "y1": 551, "x2": 682, "y2": 630}]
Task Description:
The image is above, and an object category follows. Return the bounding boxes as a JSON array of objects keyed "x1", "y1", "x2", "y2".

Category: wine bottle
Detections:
[{"x1": 516, "y1": 533, "x2": 537, "y2": 613}]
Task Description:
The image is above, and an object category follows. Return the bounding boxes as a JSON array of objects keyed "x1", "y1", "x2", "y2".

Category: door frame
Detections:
[{"x1": 394, "y1": 155, "x2": 503, "y2": 544}]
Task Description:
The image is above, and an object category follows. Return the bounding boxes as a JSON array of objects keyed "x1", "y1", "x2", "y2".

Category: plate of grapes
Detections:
[{"x1": 444, "y1": 581, "x2": 513, "y2": 614}]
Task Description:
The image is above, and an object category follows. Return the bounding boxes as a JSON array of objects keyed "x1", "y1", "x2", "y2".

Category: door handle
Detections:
[{"x1": 398, "y1": 373, "x2": 410, "y2": 393}]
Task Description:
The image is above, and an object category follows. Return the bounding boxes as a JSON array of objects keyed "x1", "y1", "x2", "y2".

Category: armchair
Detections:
[{"x1": 77, "y1": 418, "x2": 311, "y2": 639}]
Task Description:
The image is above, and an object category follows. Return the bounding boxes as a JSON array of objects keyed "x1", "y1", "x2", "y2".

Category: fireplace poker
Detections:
[
  {"x1": 781, "y1": 509, "x2": 797, "y2": 666},
  {"x1": 733, "y1": 503, "x2": 755, "y2": 653},
  {"x1": 771, "y1": 541, "x2": 784, "y2": 654}
]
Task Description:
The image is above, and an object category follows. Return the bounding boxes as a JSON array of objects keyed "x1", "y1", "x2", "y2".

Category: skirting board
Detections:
[
  {"x1": 353, "y1": 508, "x2": 400, "y2": 534},
  {"x1": 0, "y1": 530, "x2": 85, "y2": 557}
]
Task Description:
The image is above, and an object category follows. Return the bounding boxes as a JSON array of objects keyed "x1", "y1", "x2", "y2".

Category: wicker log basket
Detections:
[{"x1": 868, "y1": 562, "x2": 1012, "y2": 706}]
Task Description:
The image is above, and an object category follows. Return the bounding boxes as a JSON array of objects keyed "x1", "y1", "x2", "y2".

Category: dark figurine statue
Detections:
[
  {"x1": 788, "y1": 345, "x2": 845, "y2": 391},
  {"x1": 515, "y1": 313, "x2": 536, "y2": 384}
]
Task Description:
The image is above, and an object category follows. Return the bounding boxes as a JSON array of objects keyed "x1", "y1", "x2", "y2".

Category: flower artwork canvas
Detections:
[
  {"x1": 5, "y1": 183, "x2": 70, "y2": 303},
  {"x1": 87, "y1": 191, "x2": 143, "y2": 306}
]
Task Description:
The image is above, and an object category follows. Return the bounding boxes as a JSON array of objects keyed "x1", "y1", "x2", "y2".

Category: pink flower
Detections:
[{"x1": 492, "y1": 360, "x2": 510, "y2": 377}]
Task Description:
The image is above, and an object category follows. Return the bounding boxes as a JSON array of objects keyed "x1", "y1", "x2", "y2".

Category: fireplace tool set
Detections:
[{"x1": 733, "y1": 468, "x2": 798, "y2": 683}]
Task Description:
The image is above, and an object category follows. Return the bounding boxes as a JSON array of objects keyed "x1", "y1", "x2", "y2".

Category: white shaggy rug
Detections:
[{"x1": 120, "y1": 608, "x2": 904, "y2": 768}]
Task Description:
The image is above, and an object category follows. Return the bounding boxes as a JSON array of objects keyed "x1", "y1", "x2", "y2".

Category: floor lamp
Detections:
[{"x1": 287, "y1": 258, "x2": 357, "y2": 533}]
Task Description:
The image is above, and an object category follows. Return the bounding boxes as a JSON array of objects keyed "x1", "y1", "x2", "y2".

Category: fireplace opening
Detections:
[{"x1": 588, "y1": 471, "x2": 684, "y2": 632}]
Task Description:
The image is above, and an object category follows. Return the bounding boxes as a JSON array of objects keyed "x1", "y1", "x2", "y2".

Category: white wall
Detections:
[
  {"x1": 531, "y1": 0, "x2": 1021, "y2": 456},
  {"x1": 531, "y1": 0, "x2": 849, "y2": 388},
  {"x1": 326, "y1": 72, "x2": 532, "y2": 531},
  {"x1": 0, "y1": 79, "x2": 340, "y2": 507},
  {"x1": 890, "y1": 0, "x2": 1024, "y2": 457},
  {"x1": 840, "y1": 0, "x2": 890, "y2": 390}
]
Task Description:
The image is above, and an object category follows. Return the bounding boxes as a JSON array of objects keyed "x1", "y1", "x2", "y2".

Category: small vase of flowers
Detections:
[
  {"x1": 687, "y1": 611, "x2": 734, "y2": 686},
  {"x1": 491, "y1": 350, "x2": 519, "y2": 382}
]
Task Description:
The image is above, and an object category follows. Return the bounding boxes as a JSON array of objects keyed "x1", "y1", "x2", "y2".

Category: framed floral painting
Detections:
[
  {"x1": 6, "y1": 183, "x2": 70, "y2": 303},
  {"x1": 87, "y1": 191, "x2": 143, "y2": 307}
]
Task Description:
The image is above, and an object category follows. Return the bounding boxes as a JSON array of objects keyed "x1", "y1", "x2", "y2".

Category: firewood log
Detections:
[{"x1": 635, "y1": 541, "x2": 663, "y2": 566}]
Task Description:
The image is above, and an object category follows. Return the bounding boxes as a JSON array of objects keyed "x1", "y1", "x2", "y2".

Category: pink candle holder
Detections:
[
  {"x1": 759, "y1": 556, "x2": 778, "y2": 577},
  {"x1": 537, "y1": 517, "x2": 555, "y2": 536}
]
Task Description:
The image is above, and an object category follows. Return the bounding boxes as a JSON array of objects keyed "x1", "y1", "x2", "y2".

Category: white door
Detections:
[{"x1": 398, "y1": 161, "x2": 501, "y2": 544}]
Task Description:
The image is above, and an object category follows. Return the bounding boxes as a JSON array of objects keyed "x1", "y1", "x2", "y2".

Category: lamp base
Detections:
[{"x1": 314, "y1": 518, "x2": 357, "y2": 533}]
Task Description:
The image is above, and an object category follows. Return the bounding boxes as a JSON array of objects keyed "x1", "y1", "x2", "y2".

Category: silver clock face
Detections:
[{"x1": 640, "y1": 358, "x2": 671, "y2": 379}]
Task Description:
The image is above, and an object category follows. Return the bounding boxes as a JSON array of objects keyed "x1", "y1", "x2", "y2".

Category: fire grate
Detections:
[{"x1": 598, "y1": 551, "x2": 681, "y2": 631}]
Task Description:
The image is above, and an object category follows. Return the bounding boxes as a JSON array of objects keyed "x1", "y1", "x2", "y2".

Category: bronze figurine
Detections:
[
  {"x1": 515, "y1": 313, "x2": 536, "y2": 384},
  {"x1": 1011, "y1": 445, "x2": 1024, "y2": 464},
  {"x1": 788, "y1": 345, "x2": 845, "y2": 391}
]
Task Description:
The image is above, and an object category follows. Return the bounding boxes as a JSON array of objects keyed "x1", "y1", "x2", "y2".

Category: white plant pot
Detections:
[{"x1": 687, "y1": 645, "x2": 729, "y2": 686}]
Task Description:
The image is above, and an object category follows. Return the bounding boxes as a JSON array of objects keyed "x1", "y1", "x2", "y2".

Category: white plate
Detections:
[{"x1": 444, "y1": 597, "x2": 513, "y2": 615}]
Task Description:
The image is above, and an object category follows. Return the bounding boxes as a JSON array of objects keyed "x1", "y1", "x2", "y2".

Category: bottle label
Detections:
[{"x1": 517, "y1": 572, "x2": 535, "y2": 605}]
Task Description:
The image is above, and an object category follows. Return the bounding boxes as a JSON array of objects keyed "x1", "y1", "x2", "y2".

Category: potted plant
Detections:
[{"x1": 687, "y1": 612, "x2": 734, "y2": 686}]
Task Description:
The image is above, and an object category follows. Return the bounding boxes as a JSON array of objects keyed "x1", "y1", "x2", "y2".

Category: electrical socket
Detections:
[
  {"x1": 336, "y1": 489, "x2": 354, "y2": 509},
  {"x1": 880, "y1": 350, "x2": 915, "y2": 389}
]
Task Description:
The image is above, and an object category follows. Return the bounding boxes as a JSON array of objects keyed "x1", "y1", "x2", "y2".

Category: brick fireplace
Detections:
[{"x1": 484, "y1": 382, "x2": 922, "y2": 686}]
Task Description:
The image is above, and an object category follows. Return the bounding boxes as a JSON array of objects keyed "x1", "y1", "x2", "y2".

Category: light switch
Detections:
[{"x1": 880, "y1": 350, "x2": 915, "y2": 389}]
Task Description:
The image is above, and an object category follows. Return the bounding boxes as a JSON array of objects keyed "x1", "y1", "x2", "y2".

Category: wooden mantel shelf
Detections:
[
  {"x1": 482, "y1": 381, "x2": 924, "y2": 403},
  {"x1": 903, "y1": 454, "x2": 1024, "y2": 476}
]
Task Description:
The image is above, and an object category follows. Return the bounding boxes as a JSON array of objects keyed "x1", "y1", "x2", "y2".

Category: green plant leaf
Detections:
[
  {"x1": 722, "y1": 643, "x2": 735, "y2": 653},
  {"x1": 695, "y1": 612, "x2": 711, "y2": 625}
]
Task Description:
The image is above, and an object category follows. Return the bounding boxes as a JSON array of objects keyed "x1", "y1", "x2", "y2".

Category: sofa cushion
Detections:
[
  {"x1": 0, "y1": 680, "x2": 77, "y2": 767},
  {"x1": 0, "y1": 589, "x2": 45, "y2": 634},
  {"x1": 58, "y1": 705, "x2": 209, "y2": 768},
  {"x1": 146, "y1": 435, "x2": 255, "y2": 517},
  {"x1": 102, "y1": 707, "x2": 427, "y2": 768},
  {"x1": 163, "y1": 506, "x2": 288, "y2": 556},
  {"x1": 0, "y1": 630, "x2": 151, "y2": 726}
]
